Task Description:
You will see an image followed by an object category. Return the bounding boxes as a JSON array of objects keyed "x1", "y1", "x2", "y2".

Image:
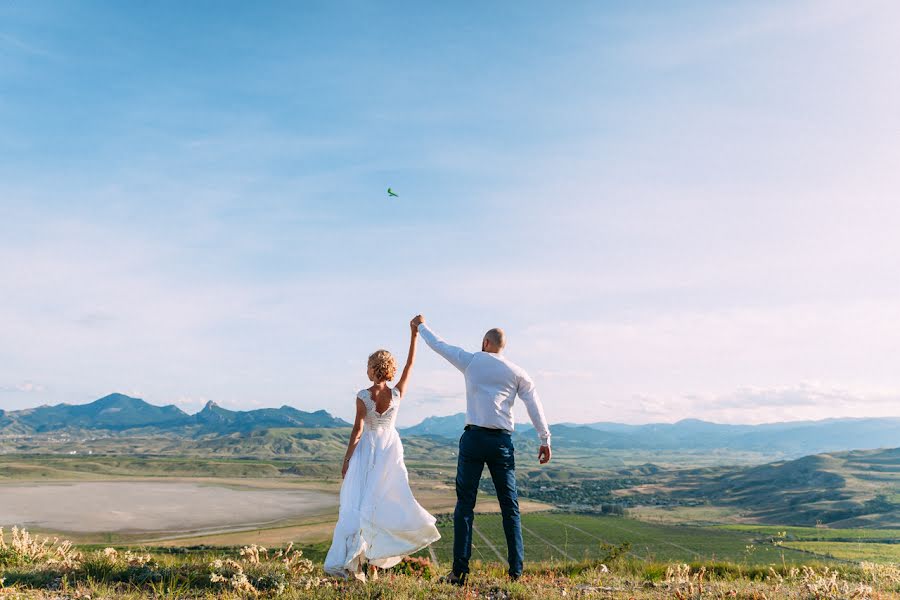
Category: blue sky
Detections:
[{"x1": 2, "y1": 1, "x2": 899, "y2": 426}]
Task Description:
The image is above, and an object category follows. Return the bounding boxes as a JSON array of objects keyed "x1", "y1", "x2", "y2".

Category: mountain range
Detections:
[
  {"x1": 0, "y1": 393, "x2": 349, "y2": 435},
  {"x1": 1, "y1": 394, "x2": 897, "y2": 459},
  {"x1": 399, "y1": 413, "x2": 900, "y2": 458}
]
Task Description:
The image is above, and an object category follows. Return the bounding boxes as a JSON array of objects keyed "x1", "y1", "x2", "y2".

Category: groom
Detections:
[{"x1": 411, "y1": 315, "x2": 551, "y2": 584}]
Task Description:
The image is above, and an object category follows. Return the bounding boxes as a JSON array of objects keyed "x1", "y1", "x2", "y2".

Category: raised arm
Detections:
[
  {"x1": 395, "y1": 319, "x2": 419, "y2": 397},
  {"x1": 413, "y1": 315, "x2": 474, "y2": 373},
  {"x1": 517, "y1": 373, "x2": 552, "y2": 463},
  {"x1": 341, "y1": 397, "x2": 366, "y2": 478}
]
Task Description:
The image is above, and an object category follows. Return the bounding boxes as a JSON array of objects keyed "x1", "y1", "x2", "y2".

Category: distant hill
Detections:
[
  {"x1": 3, "y1": 396, "x2": 897, "y2": 461},
  {"x1": 402, "y1": 413, "x2": 900, "y2": 459},
  {"x1": 0, "y1": 394, "x2": 349, "y2": 436},
  {"x1": 190, "y1": 400, "x2": 349, "y2": 432},
  {"x1": 663, "y1": 447, "x2": 900, "y2": 528},
  {"x1": 578, "y1": 417, "x2": 900, "y2": 456},
  {"x1": 399, "y1": 413, "x2": 467, "y2": 437},
  {"x1": 11, "y1": 394, "x2": 188, "y2": 432}
]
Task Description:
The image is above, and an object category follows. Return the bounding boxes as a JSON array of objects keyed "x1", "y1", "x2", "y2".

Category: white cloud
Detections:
[
  {"x1": 504, "y1": 301, "x2": 900, "y2": 424},
  {"x1": 612, "y1": 384, "x2": 900, "y2": 425},
  {"x1": 0, "y1": 382, "x2": 46, "y2": 394}
]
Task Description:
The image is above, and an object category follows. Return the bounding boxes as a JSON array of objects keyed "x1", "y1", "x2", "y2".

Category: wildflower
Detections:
[
  {"x1": 122, "y1": 550, "x2": 151, "y2": 567},
  {"x1": 229, "y1": 572, "x2": 257, "y2": 594},
  {"x1": 665, "y1": 563, "x2": 691, "y2": 585},
  {"x1": 0, "y1": 526, "x2": 81, "y2": 569},
  {"x1": 239, "y1": 544, "x2": 267, "y2": 565},
  {"x1": 860, "y1": 561, "x2": 900, "y2": 585}
]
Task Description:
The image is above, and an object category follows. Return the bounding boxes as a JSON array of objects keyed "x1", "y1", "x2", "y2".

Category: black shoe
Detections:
[
  {"x1": 439, "y1": 571, "x2": 468, "y2": 586},
  {"x1": 509, "y1": 573, "x2": 522, "y2": 582}
]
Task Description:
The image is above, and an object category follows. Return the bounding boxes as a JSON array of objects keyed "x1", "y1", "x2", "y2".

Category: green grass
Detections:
[
  {"x1": 3, "y1": 524, "x2": 899, "y2": 599},
  {"x1": 2, "y1": 552, "x2": 897, "y2": 599},
  {"x1": 418, "y1": 514, "x2": 830, "y2": 566},
  {"x1": 3, "y1": 545, "x2": 897, "y2": 599},
  {"x1": 783, "y1": 541, "x2": 900, "y2": 563},
  {"x1": 717, "y1": 524, "x2": 900, "y2": 542}
]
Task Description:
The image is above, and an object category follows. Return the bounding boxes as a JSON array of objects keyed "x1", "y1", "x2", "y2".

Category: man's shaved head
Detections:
[{"x1": 483, "y1": 328, "x2": 506, "y2": 353}]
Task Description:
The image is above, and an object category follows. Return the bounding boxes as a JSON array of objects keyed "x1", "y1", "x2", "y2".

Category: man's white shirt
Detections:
[{"x1": 417, "y1": 324, "x2": 551, "y2": 446}]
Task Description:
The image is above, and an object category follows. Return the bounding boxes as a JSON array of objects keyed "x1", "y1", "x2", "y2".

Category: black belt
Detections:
[{"x1": 465, "y1": 424, "x2": 512, "y2": 435}]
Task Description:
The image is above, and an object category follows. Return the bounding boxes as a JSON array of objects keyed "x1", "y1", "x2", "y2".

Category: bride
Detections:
[{"x1": 324, "y1": 318, "x2": 441, "y2": 580}]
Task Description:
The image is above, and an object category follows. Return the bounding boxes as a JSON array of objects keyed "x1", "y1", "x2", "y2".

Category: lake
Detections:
[{"x1": 0, "y1": 481, "x2": 337, "y2": 534}]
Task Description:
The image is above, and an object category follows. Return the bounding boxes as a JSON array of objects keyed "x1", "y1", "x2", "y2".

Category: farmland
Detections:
[
  {"x1": 421, "y1": 513, "x2": 834, "y2": 566},
  {"x1": 716, "y1": 524, "x2": 900, "y2": 542},
  {"x1": 783, "y1": 541, "x2": 900, "y2": 563}
]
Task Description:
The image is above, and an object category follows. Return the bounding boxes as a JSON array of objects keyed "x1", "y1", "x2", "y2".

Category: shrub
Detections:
[{"x1": 390, "y1": 556, "x2": 435, "y2": 578}]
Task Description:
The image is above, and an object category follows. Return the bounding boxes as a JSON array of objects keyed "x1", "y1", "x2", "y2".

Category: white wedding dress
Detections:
[{"x1": 324, "y1": 387, "x2": 441, "y2": 580}]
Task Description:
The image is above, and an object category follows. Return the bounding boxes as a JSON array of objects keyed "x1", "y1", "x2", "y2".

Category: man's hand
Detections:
[
  {"x1": 411, "y1": 314, "x2": 425, "y2": 329},
  {"x1": 538, "y1": 445, "x2": 551, "y2": 464}
]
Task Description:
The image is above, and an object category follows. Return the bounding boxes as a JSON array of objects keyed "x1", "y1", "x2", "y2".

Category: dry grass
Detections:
[
  {"x1": 0, "y1": 527, "x2": 80, "y2": 569},
  {"x1": 151, "y1": 519, "x2": 340, "y2": 548},
  {"x1": 1, "y1": 528, "x2": 899, "y2": 599}
]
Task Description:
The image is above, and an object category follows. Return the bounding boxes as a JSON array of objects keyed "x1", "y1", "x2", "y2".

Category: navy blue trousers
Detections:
[{"x1": 453, "y1": 427, "x2": 523, "y2": 577}]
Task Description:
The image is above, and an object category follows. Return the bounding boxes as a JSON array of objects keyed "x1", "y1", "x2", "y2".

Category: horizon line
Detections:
[{"x1": 4, "y1": 392, "x2": 899, "y2": 428}]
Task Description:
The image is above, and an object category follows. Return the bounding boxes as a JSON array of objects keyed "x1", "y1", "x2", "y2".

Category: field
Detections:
[
  {"x1": 716, "y1": 524, "x2": 900, "y2": 542},
  {"x1": 783, "y1": 541, "x2": 900, "y2": 563},
  {"x1": 421, "y1": 513, "x2": 834, "y2": 566},
  {"x1": 0, "y1": 481, "x2": 337, "y2": 537},
  {"x1": 3, "y1": 452, "x2": 898, "y2": 567},
  {"x1": 1, "y1": 454, "x2": 899, "y2": 598}
]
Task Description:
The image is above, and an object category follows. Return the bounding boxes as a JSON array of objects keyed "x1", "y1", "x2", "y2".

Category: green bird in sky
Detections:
[{"x1": 387, "y1": 188, "x2": 399, "y2": 197}]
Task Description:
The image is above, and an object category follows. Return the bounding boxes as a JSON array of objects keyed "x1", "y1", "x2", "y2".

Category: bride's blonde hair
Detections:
[{"x1": 368, "y1": 349, "x2": 397, "y2": 382}]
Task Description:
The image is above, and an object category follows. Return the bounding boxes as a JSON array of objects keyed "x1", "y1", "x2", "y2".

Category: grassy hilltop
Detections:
[{"x1": 1, "y1": 526, "x2": 899, "y2": 599}]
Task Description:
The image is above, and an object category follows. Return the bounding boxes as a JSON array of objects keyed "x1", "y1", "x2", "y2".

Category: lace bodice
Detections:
[{"x1": 358, "y1": 387, "x2": 400, "y2": 432}]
